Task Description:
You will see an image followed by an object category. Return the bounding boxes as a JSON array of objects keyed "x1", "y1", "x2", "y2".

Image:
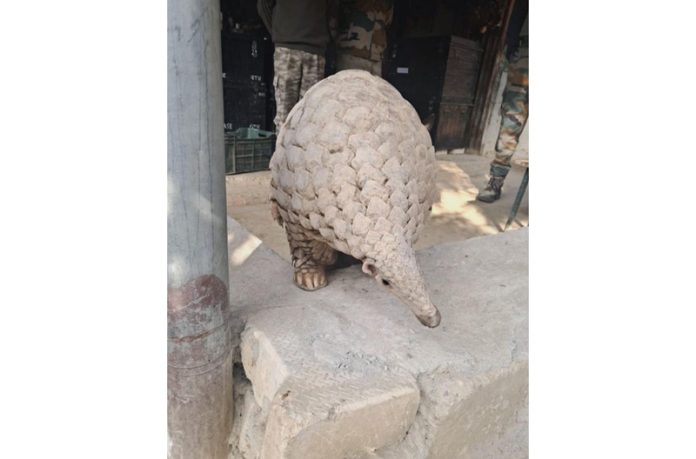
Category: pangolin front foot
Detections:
[{"x1": 293, "y1": 266, "x2": 328, "y2": 291}]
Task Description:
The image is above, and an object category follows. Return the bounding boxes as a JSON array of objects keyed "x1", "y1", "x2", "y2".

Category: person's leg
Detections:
[
  {"x1": 299, "y1": 50, "x2": 326, "y2": 98},
  {"x1": 370, "y1": 59, "x2": 383, "y2": 77},
  {"x1": 493, "y1": 81, "x2": 529, "y2": 172},
  {"x1": 477, "y1": 53, "x2": 529, "y2": 203},
  {"x1": 335, "y1": 52, "x2": 381, "y2": 76},
  {"x1": 273, "y1": 47, "x2": 303, "y2": 133}
]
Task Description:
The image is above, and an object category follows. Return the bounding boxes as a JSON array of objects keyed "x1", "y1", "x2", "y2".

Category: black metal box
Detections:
[
  {"x1": 223, "y1": 80, "x2": 269, "y2": 131},
  {"x1": 221, "y1": 32, "x2": 272, "y2": 85}
]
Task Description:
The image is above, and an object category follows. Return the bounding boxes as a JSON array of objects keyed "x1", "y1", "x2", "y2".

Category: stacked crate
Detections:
[
  {"x1": 224, "y1": 127, "x2": 275, "y2": 175},
  {"x1": 385, "y1": 36, "x2": 482, "y2": 150}
]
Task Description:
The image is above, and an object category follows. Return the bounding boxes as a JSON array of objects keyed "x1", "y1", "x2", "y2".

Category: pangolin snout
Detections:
[
  {"x1": 366, "y1": 255, "x2": 441, "y2": 328},
  {"x1": 417, "y1": 308, "x2": 441, "y2": 328}
]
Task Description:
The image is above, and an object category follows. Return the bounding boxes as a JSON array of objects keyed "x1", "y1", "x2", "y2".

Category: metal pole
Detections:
[
  {"x1": 168, "y1": 0, "x2": 232, "y2": 456},
  {"x1": 505, "y1": 167, "x2": 529, "y2": 230}
]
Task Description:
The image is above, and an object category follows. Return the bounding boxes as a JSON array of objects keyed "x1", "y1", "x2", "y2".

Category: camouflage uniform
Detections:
[
  {"x1": 273, "y1": 46, "x2": 326, "y2": 132},
  {"x1": 335, "y1": 0, "x2": 393, "y2": 76},
  {"x1": 336, "y1": 53, "x2": 382, "y2": 75},
  {"x1": 491, "y1": 46, "x2": 529, "y2": 178},
  {"x1": 478, "y1": 16, "x2": 528, "y2": 203}
]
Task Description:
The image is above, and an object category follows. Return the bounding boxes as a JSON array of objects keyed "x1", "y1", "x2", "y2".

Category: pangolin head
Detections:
[{"x1": 362, "y1": 238, "x2": 441, "y2": 328}]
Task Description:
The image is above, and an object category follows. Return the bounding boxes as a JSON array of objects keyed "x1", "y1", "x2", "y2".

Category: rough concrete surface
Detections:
[{"x1": 226, "y1": 217, "x2": 528, "y2": 458}]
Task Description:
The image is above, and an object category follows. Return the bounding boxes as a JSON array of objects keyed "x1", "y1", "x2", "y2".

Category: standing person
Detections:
[
  {"x1": 257, "y1": 0, "x2": 338, "y2": 132},
  {"x1": 335, "y1": 0, "x2": 393, "y2": 76},
  {"x1": 477, "y1": 2, "x2": 529, "y2": 203}
]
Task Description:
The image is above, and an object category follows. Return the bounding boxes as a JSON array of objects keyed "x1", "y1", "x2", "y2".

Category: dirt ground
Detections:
[{"x1": 226, "y1": 152, "x2": 529, "y2": 262}]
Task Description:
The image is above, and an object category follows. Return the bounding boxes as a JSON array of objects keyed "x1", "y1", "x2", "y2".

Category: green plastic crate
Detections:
[{"x1": 224, "y1": 128, "x2": 275, "y2": 175}]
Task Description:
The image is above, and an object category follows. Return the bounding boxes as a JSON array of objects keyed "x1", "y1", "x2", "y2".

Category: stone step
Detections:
[{"x1": 227, "y1": 217, "x2": 528, "y2": 458}]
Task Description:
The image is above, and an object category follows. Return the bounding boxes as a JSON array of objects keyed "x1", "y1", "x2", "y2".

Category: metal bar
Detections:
[
  {"x1": 505, "y1": 167, "x2": 528, "y2": 230},
  {"x1": 168, "y1": 0, "x2": 233, "y2": 456}
]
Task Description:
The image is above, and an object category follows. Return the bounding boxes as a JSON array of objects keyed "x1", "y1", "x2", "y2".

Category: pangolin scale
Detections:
[{"x1": 270, "y1": 70, "x2": 440, "y2": 327}]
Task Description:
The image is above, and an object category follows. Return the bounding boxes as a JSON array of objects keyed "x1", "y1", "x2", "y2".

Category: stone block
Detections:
[
  {"x1": 227, "y1": 218, "x2": 529, "y2": 458},
  {"x1": 240, "y1": 307, "x2": 421, "y2": 458},
  {"x1": 261, "y1": 376, "x2": 419, "y2": 459},
  {"x1": 240, "y1": 327, "x2": 291, "y2": 411}
]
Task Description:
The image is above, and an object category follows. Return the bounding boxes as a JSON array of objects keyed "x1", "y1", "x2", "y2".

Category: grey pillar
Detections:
[{"x1": 167, "y1": 0, "x2": 232, "y2": 457}]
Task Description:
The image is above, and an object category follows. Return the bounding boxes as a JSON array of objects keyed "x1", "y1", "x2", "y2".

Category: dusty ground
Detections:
[{"x1": 226, "y1": 152, "x2": 529, "y2": 261}]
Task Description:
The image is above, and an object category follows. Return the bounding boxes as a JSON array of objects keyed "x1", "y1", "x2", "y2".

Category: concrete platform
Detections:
[{"x1": 226, "y1": 217, "x2": 528, "y2": 458}]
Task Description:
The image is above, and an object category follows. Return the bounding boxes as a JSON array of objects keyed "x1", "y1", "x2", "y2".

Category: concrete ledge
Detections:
[
  {"x1": 241, "y1": 308, "x2": 421, "y2": 458},
  {"x1": 261, "y1": 375, "x2": 419, "y2": 459},
  {"x1": 400, "y1": 362, "x2": 528, "y2": 459},
  {"x1": 241, "y1": 325, "x2": 291, "y2": 411},
  {"x1": 227, "y1": 217, "x2": 528, "y2": 458}
]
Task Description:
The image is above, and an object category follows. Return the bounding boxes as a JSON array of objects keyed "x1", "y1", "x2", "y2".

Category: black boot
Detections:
[{"x1": 476, "y1": 175, "x2": 506, "y2": 203}]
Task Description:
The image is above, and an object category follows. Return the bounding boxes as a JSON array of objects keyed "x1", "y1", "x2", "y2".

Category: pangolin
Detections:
[{"x1": 269, "y1": 70, "x2": 440, "y2": 328}]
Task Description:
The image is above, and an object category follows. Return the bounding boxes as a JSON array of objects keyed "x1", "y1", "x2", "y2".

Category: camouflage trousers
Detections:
[
  {"x1": 273, "y1": 47, "x2": 326, "y2": 132},
  {"x1": 335, "y1": 52, "x2": 382, "y2": 77},
  {"x1": 491, "y1": 50, "x2": 529, "y2": 178}
]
